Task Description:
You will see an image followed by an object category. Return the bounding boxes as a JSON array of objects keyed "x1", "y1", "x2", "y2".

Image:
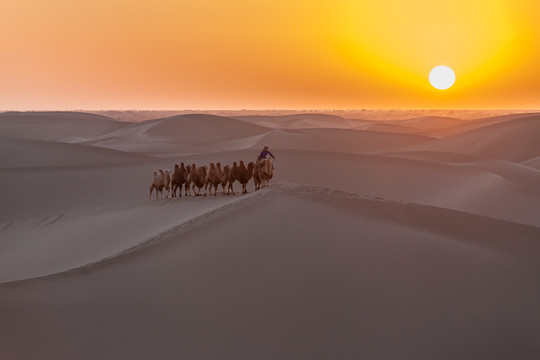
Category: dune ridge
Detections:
[
  {"x1": 2, "y1": 183, "x2": 538, "y2": 285},
  {"x1": 0, "y1": 111, "x2": 126, "y2": 141},
  {"x1": 398, "y1": 116, "x2": 540, "y2": 162}
]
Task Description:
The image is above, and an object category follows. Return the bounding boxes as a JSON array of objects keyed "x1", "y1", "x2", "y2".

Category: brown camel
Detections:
[
  {"x1": 185, "y1": 163, "x2": 197, "y2": 196},
  {"x1": 252, "y1": 157, "x2": 264, "y2": 191},
  {"x1": 163, "y1": 169, "x2": 172, "y2": 198},
  {"x1": 190, "y1": 164, "x2": 207, "y2": 196},
  {"x1": 215, "y1": 162, "x2": 225, "y2": 194},
  {"x1": 231, "y1": 160, "x2": 255, "y2": 194},
  {"x1": 260, "y1": 158, "x2": 274, "y2": 188},
  {"x1": 220, "y1": 164, "x2": 232, "y2": 195},
  {"x1": 148, "y1": 169, "x2": 165, "y2": 200},
  {"x1": 171, "y1": 163, "x2": 188, "y2": 197},
  {"x1": 228, "y1": 162, "x2": 238, "y2": 195},
  {"x1": 205, "y1": 163, "x2": 221, "y2": 196}
]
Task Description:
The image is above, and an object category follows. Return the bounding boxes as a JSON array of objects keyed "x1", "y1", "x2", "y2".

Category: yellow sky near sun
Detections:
[{"x1": 1, "y1": 0, "x2": 539, "y2": 110}]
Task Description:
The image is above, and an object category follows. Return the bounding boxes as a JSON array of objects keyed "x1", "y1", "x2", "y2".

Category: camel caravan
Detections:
[{"x1": 148, "y1": 157, "x2": 274, "y2": 200}]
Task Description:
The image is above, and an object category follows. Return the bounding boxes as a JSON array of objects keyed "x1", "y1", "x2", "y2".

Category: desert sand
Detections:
[{"x1": 1, "y1": 111, "x2": 539, "y2": 359}]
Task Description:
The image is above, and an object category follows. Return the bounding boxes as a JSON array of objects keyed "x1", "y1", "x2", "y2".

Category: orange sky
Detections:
[{"x1": 2, "y1": 0, "x2": 539, "y2": 110}]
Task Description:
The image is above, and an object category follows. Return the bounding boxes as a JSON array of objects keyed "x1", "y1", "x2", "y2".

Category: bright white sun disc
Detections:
[{"x1": 429, "y1": 66, "x2": 455, "y2": 90}]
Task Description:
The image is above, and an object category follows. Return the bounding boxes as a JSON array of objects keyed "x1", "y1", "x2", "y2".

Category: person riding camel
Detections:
[
  {"x1": 259, "y1": 146, "x2": 275, "y2": 160},
  {"x1": 258, "y1": 146, "x2": 275, "y2": 169}
]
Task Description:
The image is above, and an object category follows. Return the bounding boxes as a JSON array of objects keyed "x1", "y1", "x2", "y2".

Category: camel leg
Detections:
[{"x1": 149, "y1": 185, "x2": 154, "y2": 200}]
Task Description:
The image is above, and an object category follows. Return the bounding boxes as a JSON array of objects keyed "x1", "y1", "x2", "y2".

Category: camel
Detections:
[
  {"x1": 228, "y1": 162, "x2": 238, "y2": 195},
  {"x1": 171, "y1": 163, "x2": 186, "y2": 197},
  {"x1": 185, "y1": 163, "x2": 196, "y2": 196},
  {"x1": 259, "y1": 158, "x2": 274, "y2": 188},
  {"x1": 220, "y1": 164, "x2": 232, "y2": 195},
  {"x1": 189, "y1": 164, "x2": 207, "y2": 196},
  {"x1": 163, "y1": 169, "x2": 172, "y2": 198},
  {"x1": 205, "y1": 163, "x2": 221, "y2": 196},
  {"x1": 215, "y1": 162, "x2": 225, "y2": 194},
  {"x1": 170, "y1": 163, "x2": 188, "y2": 197},
  {"x1": 231, "y1": 160, "x2": 255, "y2": 194},
  {"x1": 148, "y1": 169, "x2": 165, "y2": 200},
  {"x1": 252, "y1": 157, "x2": 264, "y2": 191}
]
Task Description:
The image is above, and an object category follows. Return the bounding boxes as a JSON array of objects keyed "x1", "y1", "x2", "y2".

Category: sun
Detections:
[{"x1": 429, "y1": 66, "x2": 455, "y2": 90}]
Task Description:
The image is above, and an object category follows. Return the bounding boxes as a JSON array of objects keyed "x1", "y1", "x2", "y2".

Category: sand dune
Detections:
[
  {"x1": 78, "y1": 114, "x2": 270, "y2": 155},
  {"x1": 71, "y1": 115, "x2": 434, "y2": 156},
  {"x1": 1, "y1": 111, "x2": 539, "y2": 359},
  {"x1": 389, "y1": 116, "x2": 466, "y2": 130},
  {"x1": 244, "y1": 128, "x2": 435, "y2": 154},
  {"x1": 0, "y1": 111, "x2": 126, "y2": 141},
  {"x1": 0, "y1": 137, "x2": 150, "y2": 168},
  {"x1": 233, "y1": 113, "x2": 354, "y2": 129},
  {"x1": 428, "y1": 112, "x2": 540, "y2": 137},
  {"x1": 272, "y1": 149, "x2": 540, "y2": 226},
  {"x1": 0, "y1": 195, "x2": 240, "y2": 283},
  {"x1": 396, "y1": 115, "x2": 540, "y2": 162},
  {"x1": 1, "y1": 184, "x2": 539, "y2": 359},
  {"x1": 521, "y1": 156, "x2": 540, "y2": 170},
  {"x1": 351, "y1": 121, "x2": 422, "y2": 134}
]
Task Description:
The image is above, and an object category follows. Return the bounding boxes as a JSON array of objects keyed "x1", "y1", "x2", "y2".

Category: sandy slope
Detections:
[
  {"x1": 0, "y1": 111, "x2": 126, "y2": 141},
  {"x1": 68, "y1": 114, "x2": 434, "y2": 156},
  {"x1": 398, "y1": 116, "x2": 540, "y2": 162},
  {"x1": 1, "y1": 111, "x2": 539, "y2": 359},
  {"x1": 522, "y1": 156, "x2": 540, "y2": 170},
  {"x1": 0, "y1": 137, "x2": 150, "y2": 168},
  {"x1": 0, "y1": 195, "x2": 240, "y2": 282},
  {"x1": 1, "y1": 184, "x2": 539, "y2": 359},
  {"x1": 233, "y1": 113, "x2": 356, "y2": 129},
  {"x1": 77, "y1": 114, "x2": 271, "y2": 155}
]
